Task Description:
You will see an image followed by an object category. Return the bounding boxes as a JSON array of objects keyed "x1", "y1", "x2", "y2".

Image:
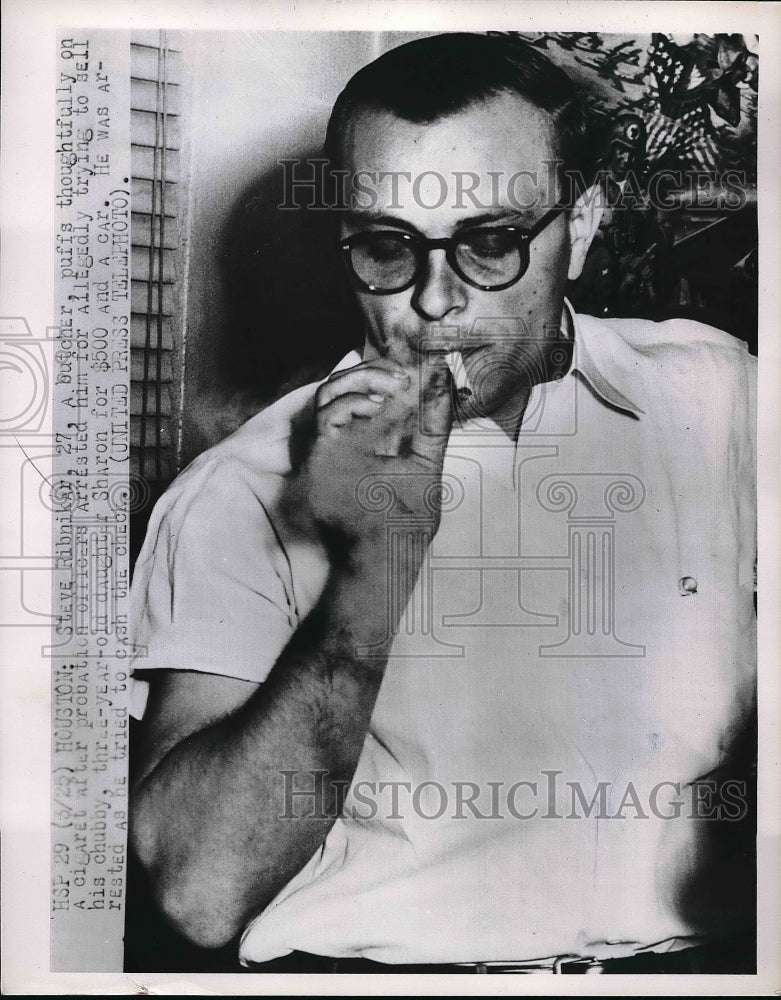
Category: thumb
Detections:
[{"x1": 413, "y1": 351, "x2": 455, "y2": 455}]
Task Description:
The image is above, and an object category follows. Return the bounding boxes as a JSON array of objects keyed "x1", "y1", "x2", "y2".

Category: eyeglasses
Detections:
[{"x1": 338, "y1": 205, "x2": 565, "y2": 295}]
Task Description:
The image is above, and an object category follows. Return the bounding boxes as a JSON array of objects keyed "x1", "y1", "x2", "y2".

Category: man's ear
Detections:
[{"x1": 567, "y1": 184, "x2": 604, "y2": 281}]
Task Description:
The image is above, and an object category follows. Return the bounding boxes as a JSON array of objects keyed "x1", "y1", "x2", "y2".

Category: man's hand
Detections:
[
  {"x1": 297, "y1": 354, "x2": 454, "y2": 551},
  {"x1": 130, "y1": 354, "x2": 454, "y2": 950}
]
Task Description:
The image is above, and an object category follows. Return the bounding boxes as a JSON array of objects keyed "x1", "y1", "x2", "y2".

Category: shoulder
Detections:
[
  {"x1": 591, "y1": 313, "x2": 754, "y2": 367},
  {"x1": 168, "y1": 380, "x2": 317, "y2": 501},
  {"x1": 572, "y1": 311, "x2": 756, "y2": 453},
  {"x1": 616, "y1": 315, "x2": 756, "y2": 410},
  {"x1": 182, "y1": 378, "x2": 319, "y2": 486},
  {"x1": 576, "y1": 312, "x2": 755, "y2": 402},
  {"x1": 134, "y1": 379, "x2": 319, "y2": 565}
]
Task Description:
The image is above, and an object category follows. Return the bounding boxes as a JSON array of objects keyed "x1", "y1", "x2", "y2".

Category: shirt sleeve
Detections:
[{"x1": 129, "y1": 456, "x2": 298, "y2": 692}]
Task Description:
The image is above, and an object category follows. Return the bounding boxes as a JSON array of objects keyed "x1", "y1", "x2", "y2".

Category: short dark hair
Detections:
[{"x1": 324, "y1": 32, "x2": 592, "y2": 198}]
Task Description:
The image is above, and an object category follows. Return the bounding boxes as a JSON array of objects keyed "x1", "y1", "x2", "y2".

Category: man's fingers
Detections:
[
  {"x1": 416, "y1": 352, "x2": 455, "y2": 442},
  {"x1": 318, "y1": 392, "x2": 387, "y2": 432},
  {"x1": 314, "y1": 355, "x2": 454, "y2": 460},
  {"x1": 365, "y1": 355, "x2": 454, "y2": 459},
  {"x1": 317, "y1": 365, "x2": 409, "y2": 410}
]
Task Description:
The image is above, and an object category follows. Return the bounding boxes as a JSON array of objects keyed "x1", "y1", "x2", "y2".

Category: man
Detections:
[
  {"x1": 598, "y1": 114, "x2": 662, "y2": 315},
  {"x1": 570, "y1": 111, "x2": 663, "y2": 317},
  {"x1": 129, "y1": 34, "x2": 756, "y2": 973}
]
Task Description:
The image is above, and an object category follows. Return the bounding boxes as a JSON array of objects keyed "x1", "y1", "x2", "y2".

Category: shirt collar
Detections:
[
  {"x1": 565, "y1": 302, "x2": 645, "y2": 419},
  {"x1": 332, "y1": 350, "x2": 363, "y2": 373},
  {"x1": 335, "y1": 301, "x2": 645, "y2": 421}
]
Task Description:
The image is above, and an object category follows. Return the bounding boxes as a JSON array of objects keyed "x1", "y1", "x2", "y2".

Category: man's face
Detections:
[
  {"x1": 609, "y1": 143, "x2": 632, "y2": 179},
  {"x1": 339, "y1": 91, "x2": 580, "y2": 430}
]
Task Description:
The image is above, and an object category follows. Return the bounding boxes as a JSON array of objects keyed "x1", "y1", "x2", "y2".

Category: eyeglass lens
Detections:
[{"x1": 350, "y1": 230, "x2": 525, "y2": 292}]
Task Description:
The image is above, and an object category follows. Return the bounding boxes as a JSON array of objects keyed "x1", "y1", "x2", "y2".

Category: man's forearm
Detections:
[{"x1": 130, "y1": 554, "x2": 398, "y2": 949}]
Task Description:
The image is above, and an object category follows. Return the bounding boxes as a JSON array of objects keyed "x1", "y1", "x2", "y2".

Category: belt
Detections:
[{"x1": 245, "y1": 936, "x2": 755, "y2": 974}]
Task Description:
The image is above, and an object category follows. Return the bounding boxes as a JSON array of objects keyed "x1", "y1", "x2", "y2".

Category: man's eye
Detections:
[
  {"x1": 365, "y1": 236, "x2": 409, "y2": 262},
  {"x1": 460, "y1": 230, "x2": 516, "y2": 258}
]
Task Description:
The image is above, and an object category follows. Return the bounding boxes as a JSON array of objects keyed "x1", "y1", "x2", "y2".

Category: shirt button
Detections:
[{"x1": 678, "y1": 576, "x2": 698, "y2": 595}]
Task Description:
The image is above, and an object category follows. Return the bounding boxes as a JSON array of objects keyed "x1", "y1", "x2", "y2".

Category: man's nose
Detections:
[{"x1": 411, "y1": 248, "x2": 467, "y2": 321}]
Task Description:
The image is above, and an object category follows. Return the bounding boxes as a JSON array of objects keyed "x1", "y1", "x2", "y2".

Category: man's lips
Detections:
[{"x1": 409, "y1": 342, "x2": 491, "y2": 357}]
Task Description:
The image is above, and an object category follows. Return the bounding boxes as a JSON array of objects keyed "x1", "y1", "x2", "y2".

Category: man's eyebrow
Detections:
[
  {"x1": 342, "y1": 210, "x2": 419, "y2": 233},
  {"x1": 342, "y1": 208, "x2": 537, "y2": 234},
  {"x1": 452, "y1": 210, "x2": 536, "y2": 230}
]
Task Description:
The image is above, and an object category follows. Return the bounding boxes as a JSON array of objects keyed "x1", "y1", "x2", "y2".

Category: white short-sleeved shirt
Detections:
[{"x1": 130, "y1": 309, "x2": 756, "y2": 965}]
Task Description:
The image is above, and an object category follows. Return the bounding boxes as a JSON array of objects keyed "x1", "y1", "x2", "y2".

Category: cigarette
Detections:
[
  {"x1": 445, "y1": 350, "x2": 472, "y2": 394},
  {"x1": 444, "y1": 350, "x2": 466, "y2": 388},
  {"x1": 374, "y1": 353, "x2": 469, "y2": 458}
]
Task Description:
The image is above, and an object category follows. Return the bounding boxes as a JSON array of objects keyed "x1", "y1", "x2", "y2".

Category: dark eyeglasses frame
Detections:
[{"x1": 338, "y1": 204, "x2": 566, "y2": 295}]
